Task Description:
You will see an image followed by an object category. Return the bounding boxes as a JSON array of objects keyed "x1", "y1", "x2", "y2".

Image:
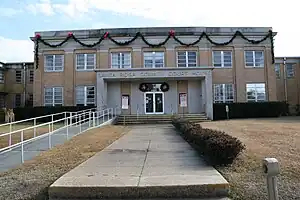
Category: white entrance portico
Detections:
[{"x1": 95, "y1": 67, "x2": 214, "y2": 120}]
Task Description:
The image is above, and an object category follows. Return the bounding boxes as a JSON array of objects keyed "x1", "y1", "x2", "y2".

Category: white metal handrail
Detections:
[{"x1": 0, "y1": 107, "x2": 117, "y2": 157}]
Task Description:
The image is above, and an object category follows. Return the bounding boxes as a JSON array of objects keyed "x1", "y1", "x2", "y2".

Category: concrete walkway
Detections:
[{"x1": 49, "y1": 124, "x2": 229, "y2": 200}]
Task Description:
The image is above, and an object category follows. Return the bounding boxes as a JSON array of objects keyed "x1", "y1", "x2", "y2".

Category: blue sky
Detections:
[{"x1": 0, "y1": 0, "x2": 299, "y2": 62}]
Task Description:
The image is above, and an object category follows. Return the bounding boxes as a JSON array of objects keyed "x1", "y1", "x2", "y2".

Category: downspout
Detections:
[
  {"x1": 283, "y1": 57, "x2": 288, "y2": 102},
  {"x1": 23, "y1": 63, "x2": 27, "y2": 107}
]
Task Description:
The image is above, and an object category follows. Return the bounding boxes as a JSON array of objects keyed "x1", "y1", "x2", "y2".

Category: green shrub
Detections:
[{"x1": 172, "y1": 117, "x2": 245, "y2": 166}]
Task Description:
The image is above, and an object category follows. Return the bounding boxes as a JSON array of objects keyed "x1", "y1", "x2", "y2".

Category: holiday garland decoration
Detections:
[{"x1": 34, "y1": 29, "x2": 275, "y2": 69}]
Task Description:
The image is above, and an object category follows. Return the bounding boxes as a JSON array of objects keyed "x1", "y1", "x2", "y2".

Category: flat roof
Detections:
[{"x1": 31, "y1": 26, "x2": 276, "y2": 40}]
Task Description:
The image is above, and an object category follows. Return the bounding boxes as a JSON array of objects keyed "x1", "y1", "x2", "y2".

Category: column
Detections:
[
  {"x1": 205, "y1": 70, "x2": 213, "y2": 120},
  {"x1": 96, "y1": 74, "x2": 107, "y2": 110}
]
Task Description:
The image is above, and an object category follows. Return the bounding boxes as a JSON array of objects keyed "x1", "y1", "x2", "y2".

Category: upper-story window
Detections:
[
  {"x1": 286, "y1": 63, "x2": 295, "y2": 78},
  {"x1": 76, "y1": 53, "x2": 96, "y2": 71},
  {"x1": 15, "y1": 70, "x2": 22, "y2": 83},
  {"x1": 44, "y1": 55, "x2": 64, "y2": 72},
  {"x1": 274, "y1": 64, "x2": 280, "y2": 79},
  {"x1": 29, "y1": 70, "x2": 34, "y2": 83},
  {"x1": 245, "y1": 51, "x2": 264, "y2": 67},
  {"x1": 111, "y1": 52, "x2": 131, "y2": 69},
  {"x1": 177, "y1": 51, "x2": 197, "y2": 67},
  {"x1": 144, "y1": 52, "x2": 164, "y2": 68},
  {"x1": 213, "y1": 51, "x2": 232, "y2": 68},
  {"x1": 0, "y1": 71, "x2": 4, "y2": 83}
]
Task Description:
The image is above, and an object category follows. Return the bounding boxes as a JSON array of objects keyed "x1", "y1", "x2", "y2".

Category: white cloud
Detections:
[
  {"x1": 42, "y1": 0, "x2": 299, "y2": 57},
  {"x1": 25, "y1": 0, "x2": 55, "y2": 16},
  {"x1": 0, "y1": 37, "x2": 34, "y2": 62}
]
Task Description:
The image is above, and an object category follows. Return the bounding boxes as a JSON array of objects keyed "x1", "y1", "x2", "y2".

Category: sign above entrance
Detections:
[{"x1": 97, "y1": 69, "x2": 212, "y2": 79}]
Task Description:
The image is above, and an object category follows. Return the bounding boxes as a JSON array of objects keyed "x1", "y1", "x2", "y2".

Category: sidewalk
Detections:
[{"x1": 49, "y1": 124, "x2": 229, "y2": 199}]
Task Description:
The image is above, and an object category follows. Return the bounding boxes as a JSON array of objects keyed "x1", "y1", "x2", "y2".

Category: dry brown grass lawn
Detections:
[
  {"x1": 200, "y1": 117, "x2": 300, "y2": 200},
  {"x1": 0, "y1": 125, "x2": 130, "y2": 200},
  {"x1": 0, "y1": 123, "x2": 64, "y2": 149}
]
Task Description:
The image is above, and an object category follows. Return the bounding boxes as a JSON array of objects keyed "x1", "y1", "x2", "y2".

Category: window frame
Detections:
[
  {"x1": 44, "y1": 87, "x2": 63, "y2": 106},
  {"x1": 75, "y1": 85, "x2": 96, "y2": 106},
  {"x1": 15, "y1": 70, "x2": 22, "y2": 83},
  {"x1": 285, "y1": 63, "x2": 295, "y2": 78},
  {"x1": 29, "y1": 70, "x2": 34, "y2": 83},
  {"x1": 244, "y1": 50, "x2": 264, "y2": 68},
  {"x1": 274, "y1": 64, "x2": 280, "y2": 79},
  {"x1": 143, "y1": 51, "x2": 165, "y2": 68},
  {"x1": 212, "y1": 50, "x2": 233, "y2": 68},
  {"x1": 0, "y1": 70, "x2": 4, "y2": 83},
  {"x1": 76, "y1": 53, "x2": 96, "y2": 71},
  {"x1": 44, "y1": 54, "x2": 64, "y2": 72},
  {"x1": 213, "y1": 84, "x2": 234, "y2": 103},
  {"x1": 176, "y1": 51, "x2": 197, "y2": 68},
  {"x1": 246, "y1": 83, "x2": 266, "y2": 102},
  {"x1": 15, "y1": 94, "x2": 22, "y2": 107},
  {"x1": 110, "y1": 52, "x2": 131, "y2": 69}
]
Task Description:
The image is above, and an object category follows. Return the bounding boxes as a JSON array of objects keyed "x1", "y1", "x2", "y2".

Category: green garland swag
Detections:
[{"x1": 34, "y1": 30, "x2": 274, "y2": 69}]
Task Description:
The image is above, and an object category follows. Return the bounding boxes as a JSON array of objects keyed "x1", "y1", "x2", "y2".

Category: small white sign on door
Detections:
[
  {"x1": 179, "y1": 93, "x2": 187, "y2": 107},
  {"x1": 122, "y1": 95, "x2": 129, "y2": 109}
]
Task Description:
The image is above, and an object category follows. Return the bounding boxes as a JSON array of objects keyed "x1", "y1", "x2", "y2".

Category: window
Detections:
[
  {"x1": 286, "y1": 63, "x2": 295, "y2": 78},
  {"x1": 76, "y1": 86, "x2": 95, "y2": 106},
  {"x1": 275, "y1": 64, "x2": 280, "y2": 79},
  {"x1": 15, "y1": 70, "x2": 22, "y2": 83},
  {"x1": 44, "y1": 55, "x2": 64, "y2": 72},
  {"x1": 44, "y1": 87, "x2": 63, "y2": 106},
  {"x1": 0, "y1": 95, "x2": 4, "y2": 107},
  {"x1": 213, "y1": 51, "x2": 232, "y2": 67},
  {"x1": 27, "y1": 94, "x2": 33, "y2": 106},
  {"x1": 29, "y1": 70, "x2": 34, "y2": 82},
  {"x1": 76, "y1": 53, "x2": 96, "y2": 70},
  {"x1": 177, "y1": 51, "x2": 197, "y2": 67},
  {"x1": 144, "y1": 52, "x2": 164, "y2": 68},
  {"x1": 0, "y1": 71, "x2": 4, "y2": 83},
  {"x1": 15, "y1": 94, "x2": 21, "y2": 107},
  {"x1": 111, "y1": 52, "x2": 131, "y2": 68},
  {"x1": 246, "y1": 83, "x2": 266, "y2": 102},
  {"x1": 245, "y1": 51, "x2": 264, "y2": 67},
  {"x1": 213, "y1": 84, "x2": 234, "y2": 103}
]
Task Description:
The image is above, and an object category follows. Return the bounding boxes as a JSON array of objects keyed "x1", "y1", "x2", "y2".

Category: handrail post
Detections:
[
  {"x1": 64, "y1": 112, "x2": 67, "y2": 126},
  {"x1": 21, "y1": 130, "x2": 24, "y2": 163},
  {"x1": 79, "y1": 114, "x2": 82, "y2": 133},
  {"x1": 93, "y1": 112, "x2": 96, "y2": 127},
  {"x1": 9, "y1": 123, "x2": 12, "y2": 147},
  {"x1": 33, "y1": 118, "x2": 37, "y2": 137},
  {"x1": 66, "y1": 115, "x2": 69, "y2": 140},
  {"x1": 48, "y1": 123, "x2": 51, "y2": 149},
  {"x1": 102, "y1": 110, "x2": 105, "y2": 123},
  {"x1": 51, "y1": 114, "x2": 54, "y2": 132},
  {"x1": 69, "y1": 112, "x2": 72, "y2": 126},
  {"x1": 89, "y1": 111, "x2": 91, "y2": 128}
]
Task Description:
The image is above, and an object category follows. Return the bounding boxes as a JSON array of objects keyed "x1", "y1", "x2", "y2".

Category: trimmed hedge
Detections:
[
  {"x1": 13, "y1": 106, "x2": 96, "y2": 122},
  {"x1": 172, "y1": 116, "x2": 245, "y2": 166},
  {"x1": 213, "y1": 101, "x2": 288, "y2": 120}
]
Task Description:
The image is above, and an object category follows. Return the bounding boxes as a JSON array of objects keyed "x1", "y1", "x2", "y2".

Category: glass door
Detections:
[
  {"x1": 145, "y1": 93, "x2": 154, "y2": 114},
  {"x1": 144, "y1": 92, "x2": 164, "y2": 114},
  {"x1": 154, "y1": 93, "x2": 163, "y2": 113}
]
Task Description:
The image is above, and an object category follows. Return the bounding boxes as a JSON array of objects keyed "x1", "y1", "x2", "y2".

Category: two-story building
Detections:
[
  {"x1": 31, "y1": 27, "x2": 277, "y2": 119},
  {"x1": 0, "y1": 61, "x2": 34, "y2": 108},
  {"x1": 275, "y1": 57, "x2": 300, "y2": 114}
]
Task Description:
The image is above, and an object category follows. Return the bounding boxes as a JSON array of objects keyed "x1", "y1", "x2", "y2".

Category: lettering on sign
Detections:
[{"x1": 98, "y1": 69, "x2": 208, "y2": 78}]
